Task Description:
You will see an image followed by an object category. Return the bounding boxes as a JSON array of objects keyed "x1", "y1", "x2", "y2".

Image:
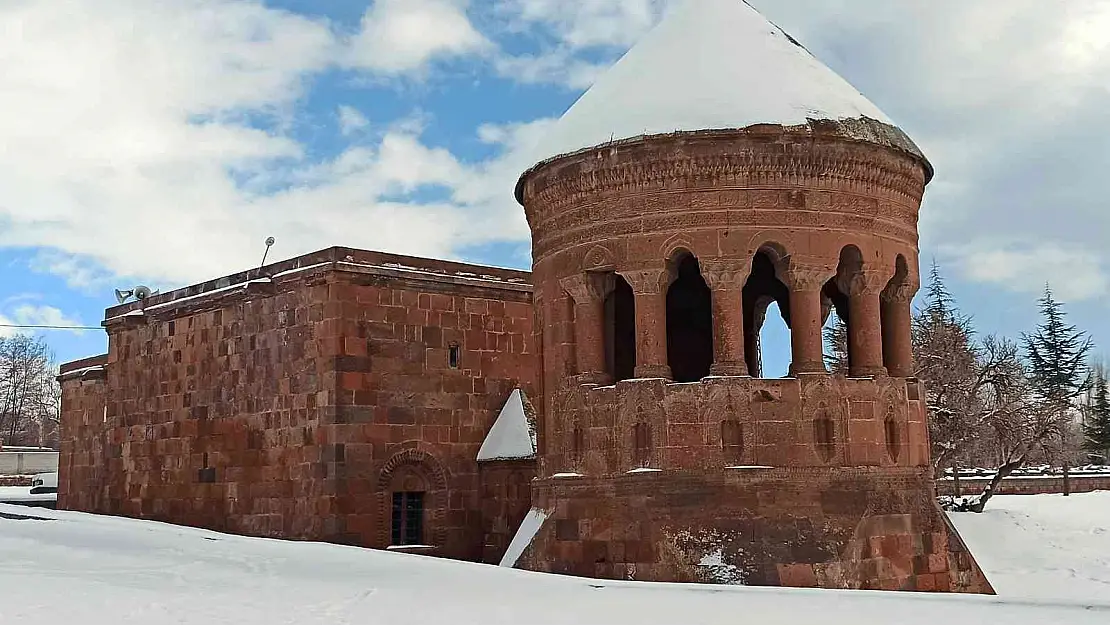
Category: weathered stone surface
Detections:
[
  {"x1": 514, "y1": 128, "x2": 992, "y2": 594},
  {"x1": 58, "y1": 249, "x2": 538, "y2": 563}
]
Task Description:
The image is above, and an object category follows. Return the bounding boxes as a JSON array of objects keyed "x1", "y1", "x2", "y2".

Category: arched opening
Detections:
[
  {"x1": 822, "y1": 280, "x2": 850, "y2": 374},
  {"x1": 666, "y1": 253, "x2": 713, "y2": 383},
  {"x1": 826, "y1": 245, "x2": 863, "y2": 373},
  {"x1": 758, "y1": 301, "x2": 791, "y2": 378},
  {"x1": 743, "y1": 249, "x2": 791, "y2": 378},
  {"x1": 604, "y1": 274, "x2": 636, "y2": 382}
]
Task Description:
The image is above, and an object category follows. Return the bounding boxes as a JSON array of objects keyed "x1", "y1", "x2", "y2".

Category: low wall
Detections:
[
  {"x1": 0, "y1": 451, "x2": 58, "y2": 475},
  {"x1": 937, "y1": 474, "x2": 1110, "y2": 497}
]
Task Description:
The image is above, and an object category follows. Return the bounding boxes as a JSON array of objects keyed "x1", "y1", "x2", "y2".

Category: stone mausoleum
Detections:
[{"x1": 58, "y1": 0, "x2": 992, "y2": 593}]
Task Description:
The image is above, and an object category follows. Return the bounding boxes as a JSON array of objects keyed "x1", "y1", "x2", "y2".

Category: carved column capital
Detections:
[
  {"x1": 778, "y1": 259, "x2": 834, "y2": 292},
  {"x1": 700, "y1": 260, "x2": 750, "y2": 291},
  {"x1": 882, "y1": 276, "x2": 921, "y2": 304},
  {"x1": 561, "y1": 272, "x2": 615, "y2": 304},
  {"x1": 839, "y1": 269, "x2": 889, "y2": 297},
  {"x1": 617, "y1": 267, "x2": 670, "y2": 296}
]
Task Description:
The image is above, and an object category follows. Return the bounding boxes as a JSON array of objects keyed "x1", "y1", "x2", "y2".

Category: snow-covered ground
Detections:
[
  {"x1": 1, "y1": 494, "x2": 1108, "y2": 625},
  {"x1": 949, "y1": 492, "x2": 1110, "y2": 602}
]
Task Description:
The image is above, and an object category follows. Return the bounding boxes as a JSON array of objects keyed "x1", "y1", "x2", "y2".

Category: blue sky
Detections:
[{"x1": 2, "y1": 0, "x2": 1109, "y2": 377}]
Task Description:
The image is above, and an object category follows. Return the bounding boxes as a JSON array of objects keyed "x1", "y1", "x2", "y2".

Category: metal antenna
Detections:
[{"x1": 259, "y1": 237, "x2": 275, "y2": 272}]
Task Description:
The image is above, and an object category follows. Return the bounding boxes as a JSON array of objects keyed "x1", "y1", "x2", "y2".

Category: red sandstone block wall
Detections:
[
  {"x1": 524, "y1": 468, "x2": 991, "y2": 593},
  {"x1": 97, "y1": 276, "x2": 336, "y2": 539},
  {"x1": 59, "y1": 258, "x2": 538, "y2": 563},
  {"x1": 58, "y1": 363, "x2": 108, "y2": 512},
  {"x1": 323, "y1": 269, "x2": 538, "y2": 560}
]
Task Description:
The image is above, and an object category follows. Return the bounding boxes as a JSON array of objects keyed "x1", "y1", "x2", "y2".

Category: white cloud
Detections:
[
  {"x1": 0, "y1": 0, "x2": 538, "y2": 290},
  {"x1": 493, "y1": 51, "x2": 605, "y2": 90},
  {"x1": 337, "y1": 106, "x2": 370, "y2": 136},
  {"x1": 490, "y1": 0, "x2": 666, "y2": 88},
  {"x1": 345, "y1": 0, "x2": 491, "y2": 76},
  {"x1": 946, "y1": 242, "x2": 1110, "y2": 304},
  {"x1": 0, "y1": 304, "x2": 86, "y2": 338},
  {"x1": 498, "y1": 0, "x2": 665, "y2": 49}
]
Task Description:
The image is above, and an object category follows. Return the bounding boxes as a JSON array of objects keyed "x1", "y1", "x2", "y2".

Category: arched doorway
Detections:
[{"x1": 666, "y1": 254, "x2": 713, "y2": 383}]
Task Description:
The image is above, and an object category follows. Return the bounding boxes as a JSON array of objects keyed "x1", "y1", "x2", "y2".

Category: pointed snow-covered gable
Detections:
[
  {"x1": 526, "y1": 0, "x2": 920, "y2": 166},
  {"x1": 477, "y1": 389, "x2": 537, "y2": 462}
]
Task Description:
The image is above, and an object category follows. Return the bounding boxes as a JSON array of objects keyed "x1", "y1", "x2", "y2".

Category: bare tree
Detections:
[
  {"x1": 0, "y1": 335, "x2": 60, "y2": 448},
  {"x1": 912, "y1": 263, "x2": 988, "y2": 475}
]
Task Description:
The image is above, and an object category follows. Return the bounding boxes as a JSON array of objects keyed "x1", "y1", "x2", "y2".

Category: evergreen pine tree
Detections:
[
  {"x1": 911, "y1": 261, "x2": 981, "y2": 474},
  {"x1": 823, "y1": 313, "x2": 849, "y2": 374},
  {"x1": 1023, "y1": 284, "x2": 1093, "y2": 404},
  {"x1": 1083, "y1": 373, "x2": 1110, "y2": 457},
  {"x1": 924, "y1": 259, "x2": 956, "y2": 323}
]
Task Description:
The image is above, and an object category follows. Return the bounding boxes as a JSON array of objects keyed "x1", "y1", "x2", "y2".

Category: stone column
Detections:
[
  {"x1": 842, "y1": 270, "x2": 887, "y2": 378},
  {"x1": 780, "y1": 262, "x2": 832, "y2": 375},
  {"x1": 882, "y1": 279, "x2": 919, "y2": 378},
  {"x1": 701, "y1": 261, "x2": 750, "y2": 377},
  {"x1": 561, "y1": 273, "x2": 615, "y2": 385},
  {"x1": 618, "y1": 267, "x2": 672, "y2": 380}
]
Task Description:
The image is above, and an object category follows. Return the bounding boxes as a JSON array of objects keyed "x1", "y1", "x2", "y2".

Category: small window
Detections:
[
  {"x1": 721, "y1": 420, "x2": 744, "y2": 463},
  {"x1": 632, "y1": 423, "x2": 652, "y2": 467},
  {"x1": 392, "y1": 492, "x2": 425, "y2": 546},
  {"x1": 885, "y1": 416, "x2": 900, "y2": 463},
  {"x1": 569, "y1": 427, "x2": 585, "y2": 463},
  {"x1": 448, "y1": 344, "x2": 460, "y2": 369},
  {"x1": 813, "y1": 415, "x2": 836, "y2": 463}
]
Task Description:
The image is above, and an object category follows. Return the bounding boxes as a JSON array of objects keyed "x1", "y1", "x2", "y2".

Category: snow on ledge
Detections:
[
  {"x1": 499, "y1": 507, "x2": 550, "y2": 568},
  {"x1": 476, "y1": 389, "x2": 537, "y2": 462},
  {"x1": 627, "y1": 468, "x2": 663, "y2": 474},
  {"x1": 550, "y1": 473, "x2": 584, "y2": 479},
  {"x1": 726, "y1": 466, "x2": 775, "y2": 471}
]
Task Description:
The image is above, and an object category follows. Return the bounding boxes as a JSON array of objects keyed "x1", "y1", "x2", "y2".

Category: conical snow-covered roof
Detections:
[{"x1": 520, "y1": 0, "x2": 927, "y2": 184}]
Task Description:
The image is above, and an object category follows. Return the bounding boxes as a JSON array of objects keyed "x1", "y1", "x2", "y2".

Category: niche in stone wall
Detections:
[
  {"x1": 666, "y1": 253, "x2": 713, "y2": 383},
  {"x1": 632, "y1": 422, "x2": 652, "y2": 468},
  {"x1": 813, "y1": 411, "x2": 836, "y2": 463},
  {"x1": 568, "y1": 425, "x2": 586, "y2": 465},
  {"x1": 885, "y1": 411, "x2": 901, "y2": 463},
  {"x1": 721, "y1": 420, "x2": 744, "y2": 464}
]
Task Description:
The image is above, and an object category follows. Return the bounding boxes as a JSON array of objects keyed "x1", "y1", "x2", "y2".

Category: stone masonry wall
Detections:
[
  {"x1": 523, "y1": 467, "x2": 991, "y2": 593},
  {"x1": 936, "y1": 476, "x2": 1110, "y2": 497},
  {"x1": 321, "y1": 263, "x2": 538, "y2": 560},
  {"x1": 58, "y1": 248, "x2": 539, "y2": 563},
  {"x1": 57, "y1": 356, "x2": 108, "y2": 512}
]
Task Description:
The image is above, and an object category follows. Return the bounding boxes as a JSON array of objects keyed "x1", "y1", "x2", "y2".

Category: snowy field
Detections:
[
  {"x1": 949, "y1": 492, "x2": 1110, "y2": 602},
  {"x1": 1, "y1": 494, "x2": 1108, "y2": 625}
]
